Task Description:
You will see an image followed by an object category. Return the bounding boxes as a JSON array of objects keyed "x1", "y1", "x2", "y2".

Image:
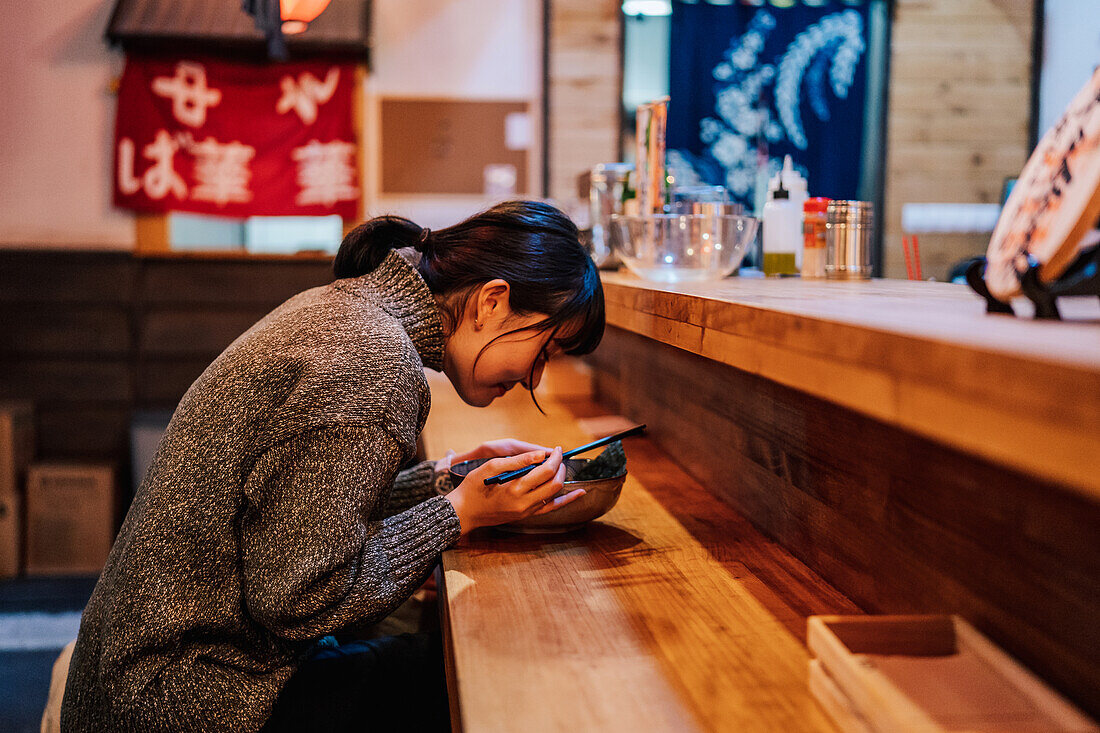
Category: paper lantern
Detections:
[{"x1": 280, "y1": 0, "x2": 332, "y2": 34}]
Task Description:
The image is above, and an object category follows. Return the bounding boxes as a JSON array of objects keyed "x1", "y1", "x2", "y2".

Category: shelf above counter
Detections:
[{"x1": 599, "y1": 271, "x2": 1100, "y2": 501}]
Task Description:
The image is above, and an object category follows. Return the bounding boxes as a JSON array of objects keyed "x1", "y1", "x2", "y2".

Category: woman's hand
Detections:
[
  {"x1": 435, "y1": 439, "x2": 552, "y2": 474},
  {"x1": 434, "y1": 439, "x2": 551, "y2": 474},
  {"x1": 443, "y1": 447, "x2": 586, "y2": 534}
]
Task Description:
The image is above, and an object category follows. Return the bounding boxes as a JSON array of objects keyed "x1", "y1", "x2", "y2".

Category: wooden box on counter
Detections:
[
  {"x1": 25, "y1": 463, "x2": 114, "y2": 576},
  {"x1": 807, "y1": 615, "x2": 1097, "y2": 732}
]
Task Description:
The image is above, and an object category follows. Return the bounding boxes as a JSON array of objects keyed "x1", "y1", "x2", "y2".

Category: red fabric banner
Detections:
[{"x1": 114, "y1": 55, "x2": 359, "y2": 218}]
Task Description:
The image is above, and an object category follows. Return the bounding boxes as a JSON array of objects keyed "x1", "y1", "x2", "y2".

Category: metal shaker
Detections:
[
  {"x1": 589, "y1": 163, "x2": 633, "y2": 268},
  {"x1": 825, "y1": 200, "x2": 875, "y2": 280}
]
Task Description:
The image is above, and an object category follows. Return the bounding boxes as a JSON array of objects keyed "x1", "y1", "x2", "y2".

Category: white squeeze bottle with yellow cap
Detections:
[
  {"x1": 779, "y1": 156, "x2": 808, "y2": 267},
  {"x1": 767, "y1": 156, "x2": 809, "y2": 212},
  {"x1": 762, "y1": 178, "x2": 800, "y2": 276}
]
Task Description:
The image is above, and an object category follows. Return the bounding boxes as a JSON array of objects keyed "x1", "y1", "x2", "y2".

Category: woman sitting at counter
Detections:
[{"x1": 60, "y1": 201, "x2": 605, "y2": 732}]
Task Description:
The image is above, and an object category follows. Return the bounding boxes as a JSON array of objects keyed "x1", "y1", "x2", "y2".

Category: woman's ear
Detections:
[{"x1": 474, "y1": 279, "x2": 511, "y2": 330}]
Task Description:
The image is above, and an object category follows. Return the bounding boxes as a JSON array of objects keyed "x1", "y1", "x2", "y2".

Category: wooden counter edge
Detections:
[
  {"x1": 599, "y1": 277, "x2": 1100, "y2": 501},
  {"x1": 436, "y1": 565, "x2": 465, "y2": 733}
]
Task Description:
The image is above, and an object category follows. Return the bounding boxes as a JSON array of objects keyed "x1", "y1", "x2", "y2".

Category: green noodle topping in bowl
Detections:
[{"x1": 571, "y1": 440, "x2": 627, "y2": 481}]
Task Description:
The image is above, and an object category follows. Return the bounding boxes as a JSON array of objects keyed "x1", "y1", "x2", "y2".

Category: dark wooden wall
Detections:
[
  {"x1": 0, "y1": 250, "x2": 333, "y2": 511},
  {"x1": 587, "y1": 326, "x2": 1100, "y2": 718}
]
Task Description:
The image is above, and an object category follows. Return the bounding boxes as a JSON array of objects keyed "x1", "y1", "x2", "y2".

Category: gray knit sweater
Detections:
[{"x1": 61, "y1": 250, "x2": 462, "y2": 732}]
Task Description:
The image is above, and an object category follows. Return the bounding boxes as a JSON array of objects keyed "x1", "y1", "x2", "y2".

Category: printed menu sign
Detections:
[
  {"x1": 986, "y1": 66, "x2": 1100, "y2": 300},
  {"x1": 114, "y1": 55, "x2": 359, "y2": 218}
]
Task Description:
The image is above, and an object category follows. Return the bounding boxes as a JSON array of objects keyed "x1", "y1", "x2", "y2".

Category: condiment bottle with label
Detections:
[
  {"x1": 802, "y1": 197, "x2": 830, "y2": 279},
  {"x1": 762, "y1": 180, "x2": 800, "y2": 276}
]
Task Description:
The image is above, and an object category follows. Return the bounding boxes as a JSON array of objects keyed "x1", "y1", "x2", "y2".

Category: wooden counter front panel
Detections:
[
  {"x1": 587, "y1": 326, "x2": 1100, "y2": 718},
  {"x1": 599, "y1": 275, "x2": 1100, "y2": 499}
]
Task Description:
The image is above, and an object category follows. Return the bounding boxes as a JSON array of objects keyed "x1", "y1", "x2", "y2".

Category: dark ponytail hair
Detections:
[
  {"x1": 334, "y1": 215, "x2": 426, "y2": 279},
  {"x1": 335, "y1": 201, "x2": 604, "y2": 362}
]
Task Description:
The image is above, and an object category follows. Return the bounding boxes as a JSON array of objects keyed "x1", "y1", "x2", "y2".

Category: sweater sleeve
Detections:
[
  {"x1": 385, "y1": 459, "x2": 441, "y2": 516},
  {"x1": 239, "y1": 425, "x2": 462, "y2": 641}
]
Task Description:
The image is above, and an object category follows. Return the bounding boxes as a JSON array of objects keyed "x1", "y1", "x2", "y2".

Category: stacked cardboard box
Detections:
[
  {"x1": 0, "y1": 401, "x2": 34, "y2": 578},
  {"x1": 26, "y1": 463, "x2": 115, "y2": 576}
]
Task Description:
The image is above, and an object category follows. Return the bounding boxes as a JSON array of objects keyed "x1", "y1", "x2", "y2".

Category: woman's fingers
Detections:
[
  {"x1": 531, "y1": 487, "x2": 587, "y2": 516},
  {"x1": 449, "y1": 450, "x2": 474, "y2": 465},
  {"x1": 434, "y1": 449, "x2": 457, "y2": 473},
  {"x1": 522, "y1": 458, "x2": 568, "y2": 512},
  {"x1": 463, "y1": 439, "x2": 553, "y2": 460},
  {"x1": 469, "y1": 449, "x2": 548, "y2": 484},
  {"x1": 511, "y1": 446, "x2": 562, "y2": 493},
  {"x1": 496, "y1": 439, "x2": 552, "y2": 456}
]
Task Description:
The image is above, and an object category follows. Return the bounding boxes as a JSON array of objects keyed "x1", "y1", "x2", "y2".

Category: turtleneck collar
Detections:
[{"x1": 333, "y1": 249, "x2": 446, "y2": 372}]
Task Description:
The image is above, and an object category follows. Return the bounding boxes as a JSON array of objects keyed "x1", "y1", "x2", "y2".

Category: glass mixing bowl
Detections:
[{"x1": 609, "y1": 213, "x2": 759, "y2": 283}]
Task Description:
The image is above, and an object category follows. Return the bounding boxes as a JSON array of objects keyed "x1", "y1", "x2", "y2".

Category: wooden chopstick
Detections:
[{"x1": 482, "y1": 424, "x2": 647, "y2": 485}]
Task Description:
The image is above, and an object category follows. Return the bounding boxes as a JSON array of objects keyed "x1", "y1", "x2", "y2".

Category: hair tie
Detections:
[{"x1": 416, "y1": 228, "x2": 433, "y2": 256}]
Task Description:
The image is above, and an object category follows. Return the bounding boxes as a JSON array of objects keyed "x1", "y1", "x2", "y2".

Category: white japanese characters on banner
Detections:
[{"x1": 114, "y1": 55, "x2": 359, "y2": 218}]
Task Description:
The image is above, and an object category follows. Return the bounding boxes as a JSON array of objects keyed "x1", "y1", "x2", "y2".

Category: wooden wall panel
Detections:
[
  {"x1": 0, "y1": 251, "x2": 137, "y2": 514},
  {"x1": 139, "y1": 309, "x2": 266, "y2": 356},
  {"x1": 0, "y1": 250, "x2": 334, "y2": 534},
  {"x1": 35, "y1": 406, "x2": 132, "y2": 460},
  {"x1": 0, "y1": 252, "x2": 136, "y2": 304},
  {"x1": 883, "y1": 0, "x2": 1034, "y2": 279},
  {"x1": 132, "y1": 257, "x2": 332, "y2": 411},
  {"x1": 0, "y1": 361, "x2": 132, "y2": 404},
  {"x1": 547, "y1": 0, "x2": 622, "y2": 200},
  {"x1": 138, "y1": 259, "x2": 331, "y2": 305},
  {"x1": 0, "y1": 306, "x2": 131, "y2": 356},
  {"x1": 588, "y1": 325, "x2": 1100, "y2": 717},
  {"x1": 134, "y1": 360, "x2": 217, "y2": 410}
]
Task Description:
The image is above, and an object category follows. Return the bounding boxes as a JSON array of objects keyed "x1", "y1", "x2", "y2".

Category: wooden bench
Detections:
[{"x1": 422, "y1": 359, "x2": 857, "y2": 732}]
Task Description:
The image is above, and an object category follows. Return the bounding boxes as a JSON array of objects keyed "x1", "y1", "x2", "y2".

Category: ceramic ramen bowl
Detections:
[{"x1": 449, "y1": 457, "x2": 627, "y2": 533}]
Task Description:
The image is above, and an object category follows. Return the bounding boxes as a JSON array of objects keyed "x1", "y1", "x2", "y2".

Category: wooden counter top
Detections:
[
  {"x1": 422, "y1": 364, "x2": 857, "y2": 732},
  {"x1": 600, "y1": 272, "x2": 1100, "y2": 500}
]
